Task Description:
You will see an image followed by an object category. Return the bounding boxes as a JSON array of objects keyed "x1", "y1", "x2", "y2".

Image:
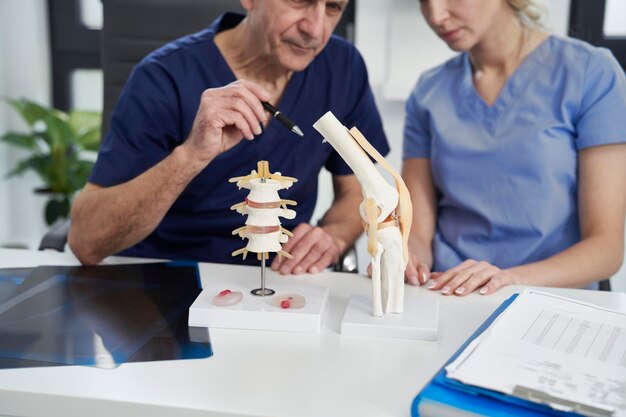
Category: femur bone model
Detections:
[
  {"x1": 313, "y1": 112, "x2": 413, "y2": 317},
  {"x1": 230, "y1": 161, "x2": 297, "y2": 261}
]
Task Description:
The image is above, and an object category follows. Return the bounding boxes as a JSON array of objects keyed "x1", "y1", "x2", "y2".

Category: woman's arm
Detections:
[
  {"x1": 402, "y1": 158, "x2": 438, "y2": 285},
  {"x1": 429, "y1": 143, "x2": 626, "y2": 295}
]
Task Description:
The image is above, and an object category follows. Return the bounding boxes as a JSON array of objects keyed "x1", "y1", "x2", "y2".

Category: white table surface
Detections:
[{"x1": 0, "y1": 248, "x2": 625, "y2": 417}]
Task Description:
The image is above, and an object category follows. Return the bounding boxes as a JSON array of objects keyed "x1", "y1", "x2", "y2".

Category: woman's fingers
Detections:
[
  {"x1": 452, "y1": 264, "x2": 500, "y2": 296},
  {"x1": 404, "y1": 256, "x2": 419, "y2": 285},
  {"x1": 426, "y1": 260, "x2": 512, "y2": 296},
  {"x1": 426, "y1": 259, "x2": 476, "y2": 291},
  {"x1": 417, "y1": 263, "x2": 431, "y2": 285},
  {"x1": 478, "y1": 272, "x2": 512, "y2": 295},
  {"x1": 443, "y1": 261, "x2": 494, "y2": 295}
]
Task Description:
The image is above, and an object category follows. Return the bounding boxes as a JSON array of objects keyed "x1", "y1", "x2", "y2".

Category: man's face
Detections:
[{"x1": 244, "y1": 0, "x2": 349, "y2": 71}]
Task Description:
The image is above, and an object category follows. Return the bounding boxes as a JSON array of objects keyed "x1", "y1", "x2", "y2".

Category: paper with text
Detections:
[{"x1": 446, "y1": 290, "x2": 626, "y2": 417}]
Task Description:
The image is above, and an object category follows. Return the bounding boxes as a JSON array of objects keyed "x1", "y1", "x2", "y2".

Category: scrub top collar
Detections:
[{"x1": 461, "y1": 34, "x2": 553, "y2": 122}]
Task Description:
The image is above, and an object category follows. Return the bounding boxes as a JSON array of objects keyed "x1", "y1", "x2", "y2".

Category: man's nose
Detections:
[{"x1": 298, "y1": 3, "x2": 326, "y2": 41}]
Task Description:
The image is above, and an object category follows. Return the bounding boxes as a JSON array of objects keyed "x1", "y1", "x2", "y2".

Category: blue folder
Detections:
[{"x1": 411, "y1": 294, "x2": 590, "y2": 417}]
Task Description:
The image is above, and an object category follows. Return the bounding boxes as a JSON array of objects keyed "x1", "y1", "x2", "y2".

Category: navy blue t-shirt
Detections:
[{"x1": 90, "y1": 13, "x2": 389, "y2": 264}]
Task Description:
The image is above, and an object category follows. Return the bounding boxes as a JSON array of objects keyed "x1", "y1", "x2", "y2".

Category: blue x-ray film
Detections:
[{"x1": 0, "y1": 263, "x2": 211, "y2": 368}]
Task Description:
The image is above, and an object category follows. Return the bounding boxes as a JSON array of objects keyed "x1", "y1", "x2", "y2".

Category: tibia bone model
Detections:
[
  {"x1": 229, "y1": 161, "x2": 297, "y2": 261},
  {"x1": 313, "y1": 112, "x2": 413, "y2": 317}
]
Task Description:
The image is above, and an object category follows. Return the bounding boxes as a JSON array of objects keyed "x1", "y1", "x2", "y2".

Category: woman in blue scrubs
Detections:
[{"x1": 402, "y1": 0, "x2": 626, "y2": 295}]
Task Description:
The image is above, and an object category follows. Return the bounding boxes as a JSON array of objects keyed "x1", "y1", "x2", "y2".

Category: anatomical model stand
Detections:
[
  {"x1": 314, "y1": 112, "x2": 412, "y2": 317},
  {"x1": 230, "y1": 161, "x2": 297, "y2": 296},
  {"x1": 188, "y1": 162, "x2": 328, "y2": 333}
]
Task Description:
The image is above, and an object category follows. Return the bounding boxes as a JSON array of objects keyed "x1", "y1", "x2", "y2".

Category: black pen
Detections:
[{"x1": 262, "y1": 102, "x2": 304, "y2": 137}]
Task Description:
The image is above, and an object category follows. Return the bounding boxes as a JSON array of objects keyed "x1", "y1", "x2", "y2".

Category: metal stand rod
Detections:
[
  {"x1": 251, "y1": 252, "x2": 275, "y2": 297},
  {"x1": 261, "y1": 252, "x2": 267, "y2": 292}
]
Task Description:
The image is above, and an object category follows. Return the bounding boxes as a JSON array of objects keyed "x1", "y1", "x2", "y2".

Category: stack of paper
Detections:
[{"x1": 444, "y1": 289, "x2": 625, "y2": 416}]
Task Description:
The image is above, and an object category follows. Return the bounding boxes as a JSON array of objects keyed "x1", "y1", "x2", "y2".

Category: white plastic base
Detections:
[
  {"x1": 189, "y1": 282, "x2": 329, "y2": 334},
  {"x1": 340, "y1": 294, "x2": 439, "y2": 340}
]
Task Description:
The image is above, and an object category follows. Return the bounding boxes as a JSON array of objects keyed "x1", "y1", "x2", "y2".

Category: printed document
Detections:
[{"x1": 446, "y1": 289, "x2": 626, "y2": 417}]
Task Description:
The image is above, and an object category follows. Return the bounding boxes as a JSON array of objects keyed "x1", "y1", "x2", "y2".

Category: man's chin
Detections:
[{"x1": 281, "y1": 55, "x2": 316, "y2": 72}]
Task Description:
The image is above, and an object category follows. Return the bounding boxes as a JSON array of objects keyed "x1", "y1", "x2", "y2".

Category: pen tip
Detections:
[{"x1": 293, "y1": 126, "x2": 304, "y2": 137}]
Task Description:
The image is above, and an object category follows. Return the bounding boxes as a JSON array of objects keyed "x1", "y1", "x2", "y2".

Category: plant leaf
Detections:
[
  {"x1": 45, "y1": 197, "x2": 70, "y2": 226},
  {"x1": 41, "y1": 112, "x2": 75, "y2": 149},
  {"x1": 0, "y1": 132, "x2": 39, "y2": 150},
  {"x1": 76, "y1": 127, "x2": 101, "y2": 151},
  {"x1": 1, "y1": 97, "x2": 101, "y2": 195},
  {"x1": 5, "y1": 155, "x2": 50, "y2": 180},
  {"x1": 4, "y1": 157, "x2": 34, "y2": 178},
  {"x1": 67, "y1": 159, "x2": 95, "y2": 193},
  {"x1": 70, "y1": 111, "x2": 101, "y2": 151},
  {"x1": 2, "y1": 97, "x2": 65, "y2": 128},
  {"x1": 69, "y1": 111, "x2": 101, "y2": 136}
]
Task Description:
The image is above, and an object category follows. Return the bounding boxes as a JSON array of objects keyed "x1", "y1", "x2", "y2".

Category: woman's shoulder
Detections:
[
  {"x1": 546, "y1": 35, "x2": 625, "y2": 102},
  {"x1": 546, "y1": 35, "x2": 619, "y2": 69}
]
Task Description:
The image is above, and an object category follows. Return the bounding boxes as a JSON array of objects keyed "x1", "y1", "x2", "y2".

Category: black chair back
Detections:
[{"x1": 101, "y1": 0, "x2": 245, "y2": 138}]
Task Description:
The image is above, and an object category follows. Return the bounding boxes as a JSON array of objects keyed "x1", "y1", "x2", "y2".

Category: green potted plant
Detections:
[{"x1": 1, "y1": 97, "x2": 101, "y2": 225}]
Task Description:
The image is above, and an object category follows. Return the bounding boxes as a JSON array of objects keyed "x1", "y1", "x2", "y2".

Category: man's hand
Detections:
[
  {"x1": 182, "y1": 79, "x2": 270, "y2": 167},
  {"x1": 426, "y1": 259, "x2": 517, "y2": 296},
  {"x1": 270, "y1": 223, "x2": 343, "y2": 275}
]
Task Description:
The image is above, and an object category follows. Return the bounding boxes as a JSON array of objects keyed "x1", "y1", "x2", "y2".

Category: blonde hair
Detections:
[{"x1": 507, "y1": 0, "x2": 544, "y2": 27}]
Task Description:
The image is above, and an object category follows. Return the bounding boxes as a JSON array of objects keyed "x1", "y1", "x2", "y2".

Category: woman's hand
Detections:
[
  {"x1": 404, "y1": 250, "x2": 431, "y2": 286},
  {"x1": 426, "y1": 259, "x2": 516, "y2": 296},
  {"x1": 366, "y1": 237, "x2": 432, "y2": 285},
  {"x1": 367, "y1": 252, "x2": 430, "y2": 286},
  {"x1": 403, "y1": 237, "x2": 433, "y2": 286}
]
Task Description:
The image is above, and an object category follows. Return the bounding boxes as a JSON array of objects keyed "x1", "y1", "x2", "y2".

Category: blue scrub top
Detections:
[
  {"x1": 90, "y1": 13, "x2": 389, "y2": 264},
  {"x1": 403, "y1": 36, "x2": 626, "y2": 281}
]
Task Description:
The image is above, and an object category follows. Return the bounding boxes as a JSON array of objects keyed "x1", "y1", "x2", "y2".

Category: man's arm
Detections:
[
  {"x1": 69, "y1": 147, "x2": 203, "y2": 265},
  {"x1": 69, "y1": 80, "x2": 270, "y2": 265},
  {"x1": 271, "y1": 174, "x2": 363, "y2": 274}
]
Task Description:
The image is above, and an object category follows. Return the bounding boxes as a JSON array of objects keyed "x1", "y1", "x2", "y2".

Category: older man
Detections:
[{"x1": 69, "y1": 0, "x2": 389, "y2": 274}]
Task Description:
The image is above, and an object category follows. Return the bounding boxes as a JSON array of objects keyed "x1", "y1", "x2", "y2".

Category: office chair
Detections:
[
  {"x1": 102, "y1": 0, "x2": 246, "y2": 137},
  {"x1": 38, "y1": 218, "x2": 71, "y2": 251}
]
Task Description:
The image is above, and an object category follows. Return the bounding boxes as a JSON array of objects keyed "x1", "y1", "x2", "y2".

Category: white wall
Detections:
[
  {"x1": 0, "y1": 19, "x2": 7, "y2": 245},
  {"x1": 604, "y1": 0, "x2": 626, "y2": 37},
  {"x1": 0, "y1": 0, "x2": 51, "y2": 249}
]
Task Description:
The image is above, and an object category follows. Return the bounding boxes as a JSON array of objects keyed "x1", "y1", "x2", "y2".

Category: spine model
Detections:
[{"x1": 229, "y1": 161, "x2": 298, "y2": 296}]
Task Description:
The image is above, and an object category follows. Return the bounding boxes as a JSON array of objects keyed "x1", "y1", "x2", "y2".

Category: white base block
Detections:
[
  {"x1": 189, "y1": 282, "x2": 329, "y2": 334},
  {"x1": 340, "y1": 294, "x2": 439, "y2": 340}
]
